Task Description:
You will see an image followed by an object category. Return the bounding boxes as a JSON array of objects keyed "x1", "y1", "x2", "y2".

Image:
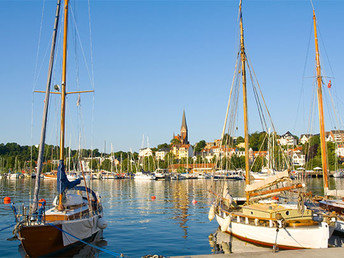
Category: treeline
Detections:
[
  {"x1": 0, "y1": 142, "x2": 139, "y2": 173},
  {"x1": 302, "y1": 135, "x2": 341, "y2": 170}
]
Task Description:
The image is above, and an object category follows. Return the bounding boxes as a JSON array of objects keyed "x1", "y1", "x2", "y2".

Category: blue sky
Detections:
[{"x1": 1, "y1": 0, "x2": 344, "y2": 152}]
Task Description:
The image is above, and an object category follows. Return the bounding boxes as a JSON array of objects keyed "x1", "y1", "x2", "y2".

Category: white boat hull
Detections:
[
  {"x1": 134, "y1": 176, "x2": 155, "y2": 180},
  {"x1": 216, "y1": 214, "x2": 329, "y2": 249}
]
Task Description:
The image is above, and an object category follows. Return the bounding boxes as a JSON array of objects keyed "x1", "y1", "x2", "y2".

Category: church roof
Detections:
[{"x1": 181, "y1": 110, "x2": 188, "y2": 130}]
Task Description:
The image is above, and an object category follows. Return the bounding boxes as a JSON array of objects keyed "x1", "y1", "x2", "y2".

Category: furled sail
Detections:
[{"x1": 57, "y1": 160, "x2": 81, "y2": 193}]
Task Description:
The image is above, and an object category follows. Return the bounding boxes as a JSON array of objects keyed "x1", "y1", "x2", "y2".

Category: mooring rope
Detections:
[
  {"x1": 0, "y1": 223, "x2": 16, "y2": 232},
  {"x1": 47, "y1": 223, "x2": 118, "y2": 257}
]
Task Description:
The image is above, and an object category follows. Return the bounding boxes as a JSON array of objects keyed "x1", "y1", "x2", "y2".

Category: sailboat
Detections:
[
  {"x1": 10, "y1": 0, "x2": 107, "y2": 256},
  {"x1": 307, "y1": 6, "x2": 344, "y2": 234},
  {"x1": 210, "y1": 0, "x2": 330, "y2": 249}
]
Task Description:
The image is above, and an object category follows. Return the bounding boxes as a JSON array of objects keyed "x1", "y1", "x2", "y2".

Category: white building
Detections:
[
  {"x1": 300, "y1": 134, "x2": 313, "y2": 145},
  {"x1": 278, "y1": 131, "x2": 297, "y2": 146},
  {"x1": 171, "y1": 144, "x2": 194, "y2": 159},
  {"x1": 326, "y1": 130, "x2": 344, "y2": 143},
  {"x1": 155, "y1": 149, "x2": 169, "y2": 160},
  {"x1": 138, "y1": 148, "x2": 153, "y2": 158},
  {"x1": 335, "y1": 144, "x2": 344, "y2": 158},
  {"x1": 292, "y1": 153, "x2": 305, "y2": 166}
]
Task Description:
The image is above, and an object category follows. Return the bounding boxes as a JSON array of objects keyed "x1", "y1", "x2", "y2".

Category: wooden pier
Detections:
[{"x1": 173, "y1": 247, "x2": 344, "y2": 258}]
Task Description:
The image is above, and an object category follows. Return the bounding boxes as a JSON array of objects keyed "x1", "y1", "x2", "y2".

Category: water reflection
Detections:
[
  {"x1": 208, "y1": 229, "x2": 268, "y2": 254},
  {"x1": 1, "y1": 178, "x2": 344, "y2": 257}
]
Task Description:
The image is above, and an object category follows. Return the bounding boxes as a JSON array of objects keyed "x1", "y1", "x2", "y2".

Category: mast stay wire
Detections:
[
  {"x1": 223, "y1": 59, "x2": 241, "y2": 170},
  {"x1": 221, "y1": 51, "x2": 240, "y2": 140},
  {"x1": 69, "y1": 6, "x2": 94, "y2": 92},
  {"x1": 218, "y1": 3, "x2": 242, "y2": 170},
  {"x1": 87, "y1": 0, "x2": 96, "y2": 163},
  {"x1": 292, "y1": 21, "x2": 314, "y2": 133},
  {"x1": 246, "y1": 54, "x2": 290, "y2": 169},
  {"x1": 70, "y1": 2, "x2": 96, "y2": 156},
  {"x1": 245, "y1": 55, "x2": 276, "y2": 134},
  {"x1": 305, "y1": 78, "x2": 318, "y2": 170},
  {"x1": 31, "y1": 0, "x2": 46, "y2": 171}
]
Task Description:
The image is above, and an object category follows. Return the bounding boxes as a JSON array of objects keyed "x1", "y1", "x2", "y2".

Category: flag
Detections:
[
  {"x1": 328, "y1": 80, "x2": 332, "y2": 88},
  {"x1": 77, "y1": 94, "x2": 81, "y2": 106}
]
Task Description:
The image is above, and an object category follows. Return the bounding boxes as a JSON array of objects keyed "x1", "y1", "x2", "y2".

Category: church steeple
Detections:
[
  {"x1": 181, "y1": 110, "x2": 188, "y2": 131},
  {"x1": 180, "y1": 110, "x2": 189, "y2": 144}
]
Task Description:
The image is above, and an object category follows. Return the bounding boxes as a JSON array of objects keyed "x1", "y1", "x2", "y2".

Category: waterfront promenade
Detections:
[{"x1": 174, "y1": 247, "x2": 344, "y2": 258}]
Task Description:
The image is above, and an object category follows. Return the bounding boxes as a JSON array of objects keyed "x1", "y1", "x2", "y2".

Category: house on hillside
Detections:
[
  {"x1": 278, "y1": 131, "x2": 297, "y2": 146},
  {"x1": 171, "y1": 144, "x2": 194, "y2": 159},
  {"x1": 139, "y1": 148, "x2": 153, "y2": 158},
  {"x1": 155, "y1": 149, "x2": 169, "y2": 160},
  {"x1": 326, "y1": 130, "x2": 344, "y2": 143},
  {"x1": 300, "y1": 134, "x2": 313, "y2": 145}
]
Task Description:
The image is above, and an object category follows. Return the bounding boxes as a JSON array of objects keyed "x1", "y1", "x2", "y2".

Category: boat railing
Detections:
[
  {"x1": 8, "y1": 200, "x2": 51, "y2": 227},
  {"x1": 219, "y1": 206, "x2": 321, "y2": 228}
]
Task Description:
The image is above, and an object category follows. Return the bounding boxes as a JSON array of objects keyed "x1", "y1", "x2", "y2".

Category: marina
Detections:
[
  {"x1": 1, "y1": 0, "x2": 344, "y2": 256},
  {"x1": 1, "y1": 178, "x2": 344, "y2": 257}
]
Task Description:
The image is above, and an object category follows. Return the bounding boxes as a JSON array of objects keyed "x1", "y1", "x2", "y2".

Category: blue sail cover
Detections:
[{"x1": 57, "y1": 160, "x2": 81, "y2": 194}]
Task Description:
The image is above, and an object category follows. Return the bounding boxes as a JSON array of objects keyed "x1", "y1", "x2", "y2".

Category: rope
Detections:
[
  {"x1": 0, "y1": 223, "x2": 16, "y2": 232},
  {"x1": 47, "y1": 223, "x2": 118, "y2": 257},
  {"x1": 221, "y1": 52, "x2": 240, "y2": 140}
]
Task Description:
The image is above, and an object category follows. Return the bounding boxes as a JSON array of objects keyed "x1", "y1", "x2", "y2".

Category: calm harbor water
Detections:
[{"x1": 0, "y1": 178, "x2": 344, "y2": 257}]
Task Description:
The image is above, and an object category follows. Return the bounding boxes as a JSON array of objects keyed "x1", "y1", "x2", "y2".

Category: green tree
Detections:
[
  {"x1": 101, "y1": 159, "x2": 111, "y2": 171},
  {"x1": 170, "y1": 138, "x2": 180, "y2": 145},
  {"x1": 236, "y1": 136, "x2": 244, "y2": 145},
  {"x1": 195, "y1": 140, "x2": 206, "y2": 154},
  {"x1": 157, "y1": 143, "x2": 170, "y2": 150},
  {"x1": 252, "y1": 156, "x2": 266, "y2": 172}
]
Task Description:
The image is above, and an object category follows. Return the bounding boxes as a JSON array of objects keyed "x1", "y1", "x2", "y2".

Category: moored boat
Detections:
[
  {"x1": 134, "y1": 171, "x2": 156, "y2": 180},
  {"x1": 209, "y1": 0, "x2": 331, "y2": 249},
  {"x1": 9, "y1": 0, "x2": 107, "y2": 256}
]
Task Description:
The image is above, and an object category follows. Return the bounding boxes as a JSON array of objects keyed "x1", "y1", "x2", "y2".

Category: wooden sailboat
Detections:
[
  {"x1": 11, "y1": 0, "x2": 107, "y2": 256},
  {"x1": 210, "y1": 0, "x2": 330, "y2": 249},
  {"x1": 310, "y1": 6, "x2": 344, "y2": 234}
]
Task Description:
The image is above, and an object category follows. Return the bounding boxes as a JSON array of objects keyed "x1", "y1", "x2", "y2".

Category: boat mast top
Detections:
[
  {"x1": 239, "y1": 0, "x2": 250, "y2": 197},
  {"x1": 60, "y1": 0, "x2": 69, "y2": 160},
  {"x1": 313, "y1": 9, "x2": 329, "y2": 190},
  {"x1": 32, "y1": 0, "x2": 62, "y2": 213}
]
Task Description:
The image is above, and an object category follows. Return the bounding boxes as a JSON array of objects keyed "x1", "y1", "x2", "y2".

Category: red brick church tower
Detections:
[
  {"x1": 180, "y1": 110, "x2": 188, "y2": 144},
  {"x1": 173, "y1": 110, "x2": 189, "y2": 145}
]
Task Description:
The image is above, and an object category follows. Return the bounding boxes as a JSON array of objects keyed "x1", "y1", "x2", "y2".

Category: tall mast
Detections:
[
  {"x1": 60, "y1": 0, "x2": 69, "y2": 160},
  {"x1": 313, "y1": 10, "x2": 329, "y2": 191},
  {"x1": 239, "y1": 0, "x2": 250, "y2": 198},
  {"x1": 32, "y1": 0, "x2": 62, "y2": 213},
  {"x1": 57, "y1": 0, "x2": 69, "y2": 211}
]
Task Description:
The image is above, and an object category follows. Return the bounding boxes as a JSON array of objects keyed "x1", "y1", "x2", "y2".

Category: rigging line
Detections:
[
  {"x1": 33, "y1": 0, "x2": 46, "y2": 88},
  {"x1": 246, "y1": 56, "x2": 268, "y2": 132},
  {"x1": 70, "y1": 5, "x2": 93, "y2": 89},
  {"x1": 34, "y1": 39, "x2": 53, "y2": 91},
  {"x1": 227, "y1": 73, "x2": 239, "y2": 136},
  {"x1": 317, "y1": 24, "x2": 335, "y2": 78},
  {"x1": 87, "y1": 0, "x2": 95, "y2": 89},
  {"x1": 245, "y1": 54, "x2": 276, "y2": 133},
  {"x1": 249, "y1": 67, "x2": 268, "y2": 132},
  {"x1": 293, "y1": 21, "x2": 313, "y2": 131},
  {"x1": 221, "y1": 52, "x2": 240, "y2": 140},
  {"x1": 327, "y1": 89, "x2": 344, "y2": 130},
  {"x1": 31, "y1": 0, "x2": 46, "y2": 169},
  {"x1": 250, "y1": 133, "x2": 268, "y2": 171},
  {"x1": 306, "y1": 80, "x2": 317, "y2": 167},
  {"x1": 248, "y1": 57, "x2": 289, "y2": 168},
  {"x1": 70, "y1": 3, "x2": 96, "y2": 156},
  {"x1": 323, "y1": 88, "x2": 335, "y2": 130}
]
